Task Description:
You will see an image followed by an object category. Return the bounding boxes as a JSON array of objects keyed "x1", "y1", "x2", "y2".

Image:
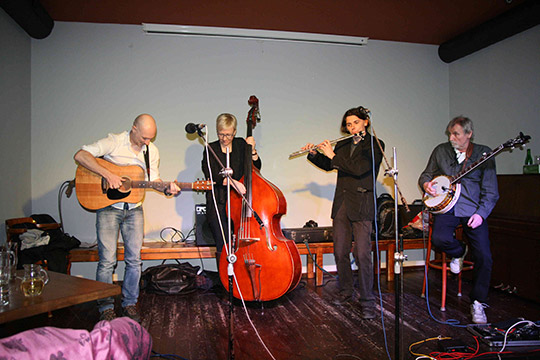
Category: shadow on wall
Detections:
[{"x1": 291, "y1": 181, "x2": 335, "y2": 202}]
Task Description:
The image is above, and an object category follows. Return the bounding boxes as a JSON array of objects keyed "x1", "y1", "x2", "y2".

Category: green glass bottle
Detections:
[{"x1": 525, "y1": 149, "x2": 533, "y2": 165}]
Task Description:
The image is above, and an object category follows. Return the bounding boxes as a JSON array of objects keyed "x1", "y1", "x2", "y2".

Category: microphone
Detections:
[{"x1": 185, "y1": 123, "x2": 206, "y2": 134}]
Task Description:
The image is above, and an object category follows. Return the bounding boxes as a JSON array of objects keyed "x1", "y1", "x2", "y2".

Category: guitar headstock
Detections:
[
  {"x1": 247, "y1": 95, "x2": 260, "y2": 130},
  {"x1": 503, "y1": 132, "x2": 531, "y2": 149},
  {"x1": 192, "y1": 180, "x2": 213, "y2": 191}
]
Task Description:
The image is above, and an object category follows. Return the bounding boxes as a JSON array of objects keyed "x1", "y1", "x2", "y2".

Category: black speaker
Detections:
[{"x1": 195, "y1": 204, "x2": 215, "y2": 246}]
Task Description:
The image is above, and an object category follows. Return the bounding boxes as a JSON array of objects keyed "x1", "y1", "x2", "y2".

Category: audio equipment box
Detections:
[{"x1": 282, "y1": 226, "x2": 333, "y2": 244}]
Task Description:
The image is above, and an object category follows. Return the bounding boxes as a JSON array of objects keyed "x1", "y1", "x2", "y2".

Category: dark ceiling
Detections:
[{"x1": 38, "y1": 0, "x2": 529, "y2": 45}]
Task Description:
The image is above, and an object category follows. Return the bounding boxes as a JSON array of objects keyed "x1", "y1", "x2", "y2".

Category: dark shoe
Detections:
[
  {"x1": 122, "y1": 305, "x2": 141, "y2": 323},
  {"x1": 99, "y1": 308, "x2": 117, "y2": 321},
  {"x1": 331, "y1": 293, "x2": 352, "y2": 306},
  {"x1": 361, "y1": 306, "x2": 377, "y2": 320}
]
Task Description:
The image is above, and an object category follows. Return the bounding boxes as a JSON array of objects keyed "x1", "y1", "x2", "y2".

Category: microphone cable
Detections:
[
  {"x1": 368, "y1": 112, "x2": 394, "y2": 360},
  {"x1": 202, "y1": 130, "x2": 277, "y2": 360}
]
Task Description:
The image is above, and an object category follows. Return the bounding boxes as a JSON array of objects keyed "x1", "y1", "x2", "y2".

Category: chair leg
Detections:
[
  {"x1": 421, "y1": 228, "x2": 433, "y2": 298},
  {"x1": 421, "y1": 250, "x2": 431, "y2": 298},
  {"x1": 457, "y1": 272, "x2": 463, "y2": 297}
]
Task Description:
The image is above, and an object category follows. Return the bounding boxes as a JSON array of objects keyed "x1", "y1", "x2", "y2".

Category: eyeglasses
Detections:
[{"x1": 218, "y1": 133, "x2": 234, "y2": 139}]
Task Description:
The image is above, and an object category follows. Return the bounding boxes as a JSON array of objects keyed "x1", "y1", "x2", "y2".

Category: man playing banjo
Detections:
[{"x1": 419, "y1": 116, "x2": 499, "y2": 324}]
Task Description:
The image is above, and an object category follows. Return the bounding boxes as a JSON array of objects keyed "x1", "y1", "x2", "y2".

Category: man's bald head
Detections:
[{"x1": 131, "y1": 114, "x2": 157, "y2": 149}]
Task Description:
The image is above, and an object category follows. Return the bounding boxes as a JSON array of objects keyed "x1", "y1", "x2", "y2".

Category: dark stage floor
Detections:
[{"x1": 1, "y1": 267, "x2": 539, "y2": 360}]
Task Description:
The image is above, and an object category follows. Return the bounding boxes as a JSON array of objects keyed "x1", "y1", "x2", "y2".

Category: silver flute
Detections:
[{"x1": 288, "y1": 132, "x2": 365, "y2": 159}]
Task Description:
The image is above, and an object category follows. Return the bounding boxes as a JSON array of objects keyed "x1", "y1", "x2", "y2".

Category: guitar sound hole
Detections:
[{"x1": 107, "y1": 189, "x2": 131, "y2": 200}]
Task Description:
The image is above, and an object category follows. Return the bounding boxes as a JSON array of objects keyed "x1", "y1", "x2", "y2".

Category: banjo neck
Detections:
[
  {"x1": 451, "y1": 132, "x2": 531, "y2": 184},
  {"x1": 451, "y1": 144, "x2": 504, "y2": 185}
]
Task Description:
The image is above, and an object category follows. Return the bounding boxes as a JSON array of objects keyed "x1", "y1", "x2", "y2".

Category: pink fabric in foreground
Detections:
[{"x1": 0, "y1": 317, "x2": 152, "y2": 360}]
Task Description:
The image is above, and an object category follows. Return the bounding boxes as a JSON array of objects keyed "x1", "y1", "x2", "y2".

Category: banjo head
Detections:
[{"x1": 423, "y1": 176, "x2": 461, "y2": 214}]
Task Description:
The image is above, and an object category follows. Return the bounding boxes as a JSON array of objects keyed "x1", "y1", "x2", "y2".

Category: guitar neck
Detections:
[
  {"x1": 451, "y1": 144, "x2": 503, "y2": 184},
  {"x1": 131, "y1": 181, "x2": 194, "y2": 191}
]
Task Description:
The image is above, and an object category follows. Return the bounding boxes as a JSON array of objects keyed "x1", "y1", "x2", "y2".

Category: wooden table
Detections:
[{"x1": 0, "y1": 270, "x2": 120, "y2": 324}]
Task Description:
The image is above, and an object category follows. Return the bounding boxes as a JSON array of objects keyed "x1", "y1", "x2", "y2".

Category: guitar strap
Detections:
[
  {"x1": 460, "y1": 142, "x2": 474, "y2": 171},
  {"x1": 143, "y1": 145, "x2": 151, "y2": 180}
]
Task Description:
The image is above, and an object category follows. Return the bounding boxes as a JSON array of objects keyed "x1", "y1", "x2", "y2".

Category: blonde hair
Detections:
[{"x1": 216, "y1": 113, "x2": 237, "y2": 132}]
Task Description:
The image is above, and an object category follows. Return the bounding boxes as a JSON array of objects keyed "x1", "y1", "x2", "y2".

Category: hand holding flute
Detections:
[
  {"x1": 301, "y1": 140, "x2": 336, "y2": 159},
  {"x1": 290, "y1": 132, "x2": 365, "y2": 159}
]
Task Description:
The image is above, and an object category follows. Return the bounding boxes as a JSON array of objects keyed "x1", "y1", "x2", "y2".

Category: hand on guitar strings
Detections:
[
  {"x1": 159, "y1": 180, "x2": 181, "y2": 196},
  {"x1": 423, "y1": 181, "x2": 438, "y2": 197}
]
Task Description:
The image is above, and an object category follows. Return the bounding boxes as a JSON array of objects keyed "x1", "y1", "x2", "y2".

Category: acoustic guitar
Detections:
[{"x1": 75, "y1": 158, "x2": 212, "y2": 210}]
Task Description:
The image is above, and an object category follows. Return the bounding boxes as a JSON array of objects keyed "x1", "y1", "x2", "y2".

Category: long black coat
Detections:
[{"x1": 308, "y1": 133, "x2": 384, "y2": 221}]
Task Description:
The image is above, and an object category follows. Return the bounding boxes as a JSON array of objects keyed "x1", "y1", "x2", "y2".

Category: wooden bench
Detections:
[{"x1": 70, "y1": 238, "x2": 426, "y2": 286}]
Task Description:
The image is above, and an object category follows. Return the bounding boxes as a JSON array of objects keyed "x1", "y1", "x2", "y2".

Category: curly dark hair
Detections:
[{"x1": 340, "y1": 106, "x2": 370, "y2": 133}]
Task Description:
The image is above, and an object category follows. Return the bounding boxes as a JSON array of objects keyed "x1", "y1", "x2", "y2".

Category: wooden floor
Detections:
[{"x1": 1, "y1": 267, "x2": 539, "y2": 360}]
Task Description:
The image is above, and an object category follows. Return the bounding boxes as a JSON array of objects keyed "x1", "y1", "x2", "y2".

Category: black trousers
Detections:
[
  {"x1": 205, "y1": 201, "x2": 230, "y2": 255},
  {"x1": 333, "y1": 203, "x2": 375, "y2": 305}
]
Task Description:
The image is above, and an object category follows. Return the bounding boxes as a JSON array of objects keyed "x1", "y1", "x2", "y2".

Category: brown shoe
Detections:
[
  {"x1": 122, "y1": 305, "x2": 141, "y2": 323},
  {"x1": 99, "y1": 308, "x2": 117, "y2": 321}
]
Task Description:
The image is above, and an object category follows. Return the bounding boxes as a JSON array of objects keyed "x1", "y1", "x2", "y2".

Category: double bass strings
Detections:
[{"x1": 202, "y1": 123, "x2": 278, "y2": 360}]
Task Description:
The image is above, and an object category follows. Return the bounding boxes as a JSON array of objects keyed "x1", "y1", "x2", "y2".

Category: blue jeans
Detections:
[
  {"x1": 431, "y1": 210, "x2": 492, "y2": 303},
  {"x1": 96, "y1": 205, "x2": 144, "y2": 312}
]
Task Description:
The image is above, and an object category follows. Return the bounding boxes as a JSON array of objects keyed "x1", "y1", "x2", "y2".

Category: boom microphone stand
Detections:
[
  {"x1": 373, "y1": 128, "x2": 409, "y2": 360},
  {"x1": 191, "y1": 124, "x2": 263, "y2": 360},
  {"x1": 384, "y1": 148, "x2": 407, "y2": 360}
]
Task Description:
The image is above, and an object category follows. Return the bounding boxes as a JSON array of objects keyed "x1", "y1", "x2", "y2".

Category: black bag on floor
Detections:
[
  {"x1": 141, "y1": 262, "x2": 200, "y2": 295},
  {"x1": 376, "y1": 193, "x2": 396, "y2": 239}
]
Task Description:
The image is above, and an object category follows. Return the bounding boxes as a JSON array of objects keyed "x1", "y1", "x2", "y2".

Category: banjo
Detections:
[{"x1": 423, "y1": 132, "x2": 530, "y2": 214}]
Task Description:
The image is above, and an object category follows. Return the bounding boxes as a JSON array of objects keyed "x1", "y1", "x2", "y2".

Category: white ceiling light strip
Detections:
[{"x1": 142, "y1": 23, "x2": 368, "y2": 46}]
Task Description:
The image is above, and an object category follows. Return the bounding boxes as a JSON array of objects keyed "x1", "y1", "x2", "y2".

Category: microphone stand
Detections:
[
  {"x1": 373, "y1": 127, "x2": 409, "y2": 359},
  {"x1": 194, "y1": 127, "x2": 264, "y2": 360},
  {"x1": 384, "y1": 147, "x2": 407, "y2": 360}
]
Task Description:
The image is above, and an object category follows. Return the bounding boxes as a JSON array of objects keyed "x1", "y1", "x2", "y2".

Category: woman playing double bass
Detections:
[
  {"x1": 301, "y1": 106, "x2": 383, "y2": 319},
  {"x1": 201, "y1": 113, "x2": 261, "y2": 264}
]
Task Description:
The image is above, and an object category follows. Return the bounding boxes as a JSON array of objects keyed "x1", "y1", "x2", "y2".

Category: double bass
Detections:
[{"x1": 218, "y1": 96, "x2": 302, "y2": 301}]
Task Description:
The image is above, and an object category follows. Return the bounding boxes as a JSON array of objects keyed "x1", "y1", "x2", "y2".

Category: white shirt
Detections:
[
  {"x1": 454, "y1": 147, "x2": 466, "y2": 164},
  {"x1": 81, "y1": 131, "x2": 160, "y2": 209}
]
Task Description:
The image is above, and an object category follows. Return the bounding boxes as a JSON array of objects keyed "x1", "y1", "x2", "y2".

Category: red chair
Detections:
[{"x1": 421, "y1": 222, "x2": 473, "y2": 311}]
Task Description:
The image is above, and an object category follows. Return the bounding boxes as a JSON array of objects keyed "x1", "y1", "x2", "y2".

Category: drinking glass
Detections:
[
  {"x1": 21, "y1": 264, "x2": 49, "y2": 297},
  {"x1": 0, "y1": 252, "x2": 11, "y2": 305}
]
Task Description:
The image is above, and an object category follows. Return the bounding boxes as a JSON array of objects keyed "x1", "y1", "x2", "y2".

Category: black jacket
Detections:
[
  {"x1": 308, "y1": 133, "x2": 384, "y2": 221},
  {"x1": 202, "y1": 137, "x2": 262, "y2": 205}
]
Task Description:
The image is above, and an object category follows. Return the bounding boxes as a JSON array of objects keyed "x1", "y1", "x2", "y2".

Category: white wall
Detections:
[
  {"x1": 30, "y1": 22, "x2": 448, "y2": 234},
  {"x1": 0, "y1": 11, "x2": 32, "y2": 243},
  {"x1": 19, "y1": 21, "x2": 540, "y2": 280},
  {"x1": 449, "y1": 25, "x2": 540, "y2": 171},
  {"x1": 0, "y1": 17, "x2": 527, "y2": 281},
  {"x1": 29, "y1": 22, "x2": 450, "y2": 278}
]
